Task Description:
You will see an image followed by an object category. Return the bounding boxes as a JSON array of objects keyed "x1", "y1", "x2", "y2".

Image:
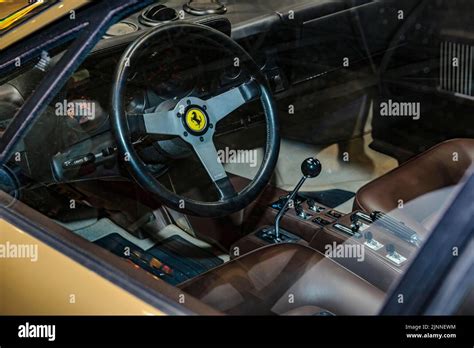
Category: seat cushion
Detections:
[
  {"x1": 179, "y1": 244, "x2": 384, "y2": 315},
  {"x1": 354, "y1": 138, "x2": 474, "y2": 216}
]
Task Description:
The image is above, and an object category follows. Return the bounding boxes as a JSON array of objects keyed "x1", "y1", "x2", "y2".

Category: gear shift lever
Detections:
[{"x1": 273, "y1": 158, "x2": 322, "y2": 241}]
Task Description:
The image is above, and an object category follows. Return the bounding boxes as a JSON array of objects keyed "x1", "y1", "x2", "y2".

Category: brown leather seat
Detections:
[
  {"x1": 179, "y1": 244, "x2": 384, "y2": 315},
  {"x1": 354, "y1": 139, "x2": 474, "y2": 224}
]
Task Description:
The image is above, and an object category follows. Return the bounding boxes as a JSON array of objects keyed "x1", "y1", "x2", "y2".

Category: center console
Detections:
[{"x1": 231, "y1": 158, "x2": 421, "y2": 291}]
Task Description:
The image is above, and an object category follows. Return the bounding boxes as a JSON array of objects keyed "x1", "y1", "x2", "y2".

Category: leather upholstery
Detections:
[
  {"x1": 354, "y1": 139, "x2": 474, "y2": 218},
  {"x1": 179, "y1": 244, "x2": 384, "y2": 315}
]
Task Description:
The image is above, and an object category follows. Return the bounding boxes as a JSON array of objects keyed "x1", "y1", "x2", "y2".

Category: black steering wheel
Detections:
[{"x1": 111, "y1": 23, "x2": 280, "y2": 217}]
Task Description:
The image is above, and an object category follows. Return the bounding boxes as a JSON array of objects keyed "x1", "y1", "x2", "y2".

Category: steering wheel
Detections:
[{"x1": 111, "y1": 23, "x2": 280, "y2": 217}]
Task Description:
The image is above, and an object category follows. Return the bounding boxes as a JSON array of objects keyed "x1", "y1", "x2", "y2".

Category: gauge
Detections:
[
  {"x1": 221, "y1": 64, "x2": 242, "y2": 85},
  {"x1": 139, "y1": 5, "x2": 179, "y2": 26}
]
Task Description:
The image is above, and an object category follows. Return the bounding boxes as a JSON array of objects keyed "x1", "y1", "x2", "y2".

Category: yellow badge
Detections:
[{"x1": 185, "y1": 108, "x2": 207, "y2": 133}]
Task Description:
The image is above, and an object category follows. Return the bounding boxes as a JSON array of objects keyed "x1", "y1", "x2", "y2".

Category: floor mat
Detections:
[
  {"x1": 95, "y1": 233, "x2": 223, "y2": 285},
  {"x1": 300, "y1": 189, "x2": 355, "y2": 208}
]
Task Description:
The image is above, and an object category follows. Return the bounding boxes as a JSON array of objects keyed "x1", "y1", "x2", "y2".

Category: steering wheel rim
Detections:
[{"x1": 111, "y1": 22, "x2": 280, "y2": 217}]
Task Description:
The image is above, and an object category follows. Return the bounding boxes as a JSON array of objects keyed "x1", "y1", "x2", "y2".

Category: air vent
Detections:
[
  {"x1": 440, "y1": 41, "x2": 474, "y2": 96},
  {"x1": 183, "y1": 0, "x2": 227, "y2": 16},
  {"x1": 139, "y1": 5, "x2": 179, "y2": 27}
]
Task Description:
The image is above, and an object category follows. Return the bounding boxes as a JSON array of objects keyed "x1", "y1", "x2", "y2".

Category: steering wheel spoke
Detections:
[
  {"x1": 143, "y1": 110, "x2": 181, "y2": 136},
  {"x1": 206, "y1": 79, "x2": 261, "y2": 124}
]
